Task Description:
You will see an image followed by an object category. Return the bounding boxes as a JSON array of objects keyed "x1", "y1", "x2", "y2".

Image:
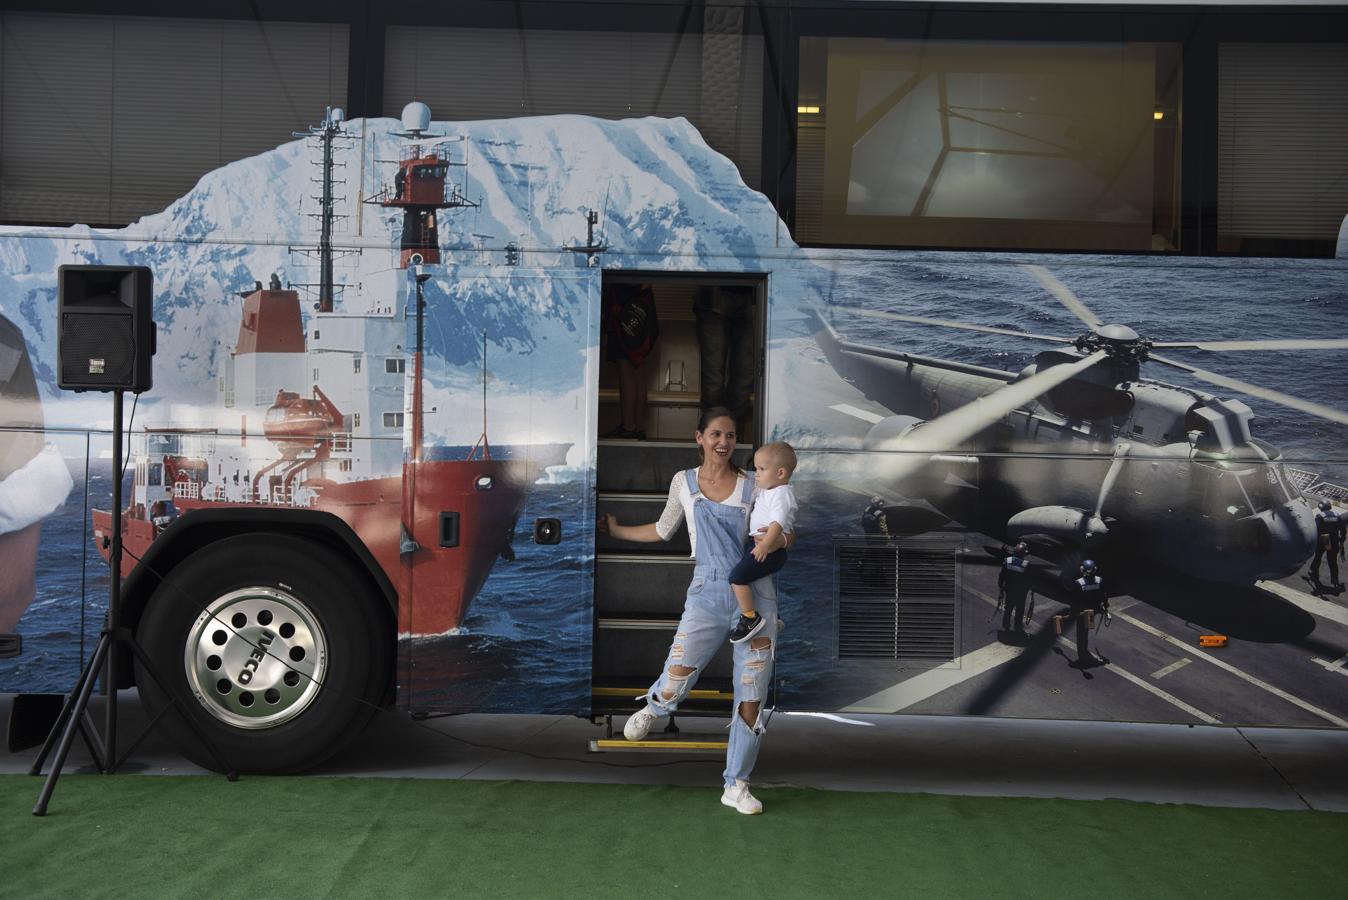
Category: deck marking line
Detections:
[
  {"x1": 1311, "y1": 653, "x2": 1348, "y2": 676},
  {"x1": 1150, "y1": 658, "x2": 1193, "y2": 680},
  {"x1": 830, "y1": 403, "x2": 885, "y2": 425},
  {"x1": 1255, "y1": 580, "x2": 1348, "y2": 629},
  {"x1": 1061, "y1": 640, "x2": 1220, "y2": 725},
  {"x1": 963, "y1": 585, "x2": 1219, "y2": 724},
  {"x1": 1114, "y1": 611, "x2": 1348, "y2": 728},
  {"x1": 842, "y1": 642, "x2": 1026, "y2": 714}
]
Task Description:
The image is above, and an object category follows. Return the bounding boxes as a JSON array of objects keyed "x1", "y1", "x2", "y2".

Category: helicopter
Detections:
[{"x1": 809, "y1": 264, "x2": 1348, "y2": 585}]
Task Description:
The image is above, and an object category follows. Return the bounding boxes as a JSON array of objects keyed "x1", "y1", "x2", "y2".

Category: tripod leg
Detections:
[
  {"x1": 33, "y1": 632, "x2": 112, "y2": 816},
  {"x1": 28, "y1": 638, "x2": 103, "y2": 776}
]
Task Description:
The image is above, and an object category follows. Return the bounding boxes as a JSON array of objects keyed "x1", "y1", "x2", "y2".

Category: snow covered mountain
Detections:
[{"x1": 0, "y1": 113, "x2": 807, "y2": 426}]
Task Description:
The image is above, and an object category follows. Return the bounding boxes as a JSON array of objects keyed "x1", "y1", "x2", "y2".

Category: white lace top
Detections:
[{"x1": 654, "y1": 470, "x2": 752, "y2": 558}]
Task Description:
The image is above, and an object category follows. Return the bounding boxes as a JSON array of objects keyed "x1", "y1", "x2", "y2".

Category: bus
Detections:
[{"x1": 1, "y1": 0, "x2": 1346, "y2": 773}]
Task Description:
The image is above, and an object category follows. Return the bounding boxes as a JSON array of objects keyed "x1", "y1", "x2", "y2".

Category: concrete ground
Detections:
[{"x1": 4, "y1": 692, "x2": 1345, "y2": 812}]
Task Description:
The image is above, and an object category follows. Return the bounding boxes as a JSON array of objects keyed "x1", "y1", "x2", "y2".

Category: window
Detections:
[
  {"x1": 384, "y1": 13, "x2": 763, "y2": 188},
  {"x1": 353, "y1": 356, "x2": 362, "y2": 374},
  {"x1": 385, "y1": 357, "x2": 406, "y2": 374},
  {"x1": 383, "y1": 412, "x2": 405, "y2": 428},
  {"x1": 796, "y1": 37, "x2": 1182, "y2": 252},
  {"x1": 0, "y1": 13, "x2": 348, "y2": 226},
  {"x1": 1218, "y1": 44, "x2": 1348, "y2": 256},
  {"x1": 353, "y1": 413, "x2": 360, "y2": 428}
]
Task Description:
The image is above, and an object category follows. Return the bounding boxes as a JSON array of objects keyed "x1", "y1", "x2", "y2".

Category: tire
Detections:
[{"x1": 134, "y1": 533, "x2": 392, "y2": 774}]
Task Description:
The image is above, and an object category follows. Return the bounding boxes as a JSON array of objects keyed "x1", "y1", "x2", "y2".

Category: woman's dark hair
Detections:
[{"x1": 695, "y1": 406, "x2": 742, "y2": 474}]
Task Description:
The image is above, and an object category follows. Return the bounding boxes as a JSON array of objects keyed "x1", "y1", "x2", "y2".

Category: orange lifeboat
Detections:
[{"x1": 263, "y1": 386, "x2": 343, "y2": 455}]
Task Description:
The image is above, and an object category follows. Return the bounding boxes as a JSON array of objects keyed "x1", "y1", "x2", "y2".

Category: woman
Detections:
[{"x1": 600, "y1": 407, "x2": 787, "y2": 814}]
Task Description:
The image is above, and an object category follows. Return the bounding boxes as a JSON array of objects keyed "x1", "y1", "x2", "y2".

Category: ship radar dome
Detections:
[
  {"x1": 328, "y1": 107, "x2": 345, "y2": 125},
  {"x1": 401, "y1": 101, "x2": 432, "y2": 133}
]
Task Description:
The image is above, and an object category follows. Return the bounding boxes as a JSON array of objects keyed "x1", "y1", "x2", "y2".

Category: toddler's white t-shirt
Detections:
[{"x1": 749, "y1": 484, "x2": 797, "y2": 537}]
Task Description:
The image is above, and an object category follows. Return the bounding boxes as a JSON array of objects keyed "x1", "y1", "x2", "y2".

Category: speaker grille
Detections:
[{"x1": 61, "y1": 313, "x2": 135, "y2": 387}]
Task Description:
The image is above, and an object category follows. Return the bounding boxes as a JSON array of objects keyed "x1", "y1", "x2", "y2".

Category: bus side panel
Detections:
[
  {"x1": 766, "y1": 249, "x2": 1348, "y2": 729},
  {"x1": 402, "y1": 267, "x2": 600, "y2": 714}
]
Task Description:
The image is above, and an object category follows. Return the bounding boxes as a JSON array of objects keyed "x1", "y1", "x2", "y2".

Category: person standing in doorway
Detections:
[
  {"x1": 602, "y1": 283, "x2": 660, "y2": 440},
  {"x1": 695, "y1": 285, "x2": 755, "y2": 431},
  {"x1": 599, "y1": 407, "x2": 789, "y2": 814}
]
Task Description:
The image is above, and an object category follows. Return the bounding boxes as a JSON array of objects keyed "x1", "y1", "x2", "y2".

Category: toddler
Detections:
[{"x1": 728, "y1": 441, "x2": 797, "y2": 643}]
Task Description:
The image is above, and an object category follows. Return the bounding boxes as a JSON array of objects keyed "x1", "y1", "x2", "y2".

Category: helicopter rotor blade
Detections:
[
  {"x1": 831, "y1": 306, "x2": 1073, "y2": 345},
  {"x1": 1022, "y1": 265, "x2": 1102, "y2": 332},
  {"x1": 1149, "y1": 352, "x2": 1348, "y2": 426},
  {"x1": 1093, "y1": 441, "x2": 1131, "y2": 519},
  {"x1": 873, "y1": 350, "x2": 1109, "y2": 484},
  {"x1": 1152, "y1": 338, "x2": 1348, "y2": 352}
]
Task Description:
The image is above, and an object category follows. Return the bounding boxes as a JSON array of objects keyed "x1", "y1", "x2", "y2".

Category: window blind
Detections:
[
  {"x1": 0, "y1": 13, "x2": 348, "y2": 226},
  {"x1": 1218, "y1": 43, "x2": 1348, "y2": 243}
]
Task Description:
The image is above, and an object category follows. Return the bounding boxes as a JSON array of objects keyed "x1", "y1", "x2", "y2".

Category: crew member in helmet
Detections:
[
  {"x1": 997, "y1": 542, "x2": 1032, "y2": 640},
  {"x1": 1055, "y1": 559, "x2": 1109, "y2": 669},
  {"x1": 1309, "y1": 499, "x2": 1345, "y2": 591}
]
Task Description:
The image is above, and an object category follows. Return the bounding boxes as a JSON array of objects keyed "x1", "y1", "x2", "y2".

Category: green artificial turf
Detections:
[{"x1": 2, "y1": 774, "x2": 1345, "y2": 899}]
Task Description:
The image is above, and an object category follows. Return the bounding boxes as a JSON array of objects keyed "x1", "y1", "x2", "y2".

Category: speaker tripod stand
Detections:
[{"x1": 30, "y1": 389, "x2": 236, "y2": 816}]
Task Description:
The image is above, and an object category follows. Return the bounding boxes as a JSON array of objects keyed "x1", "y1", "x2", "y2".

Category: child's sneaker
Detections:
[{"x1": 729, "y1": 613, "x2": 766, "y2": 644}]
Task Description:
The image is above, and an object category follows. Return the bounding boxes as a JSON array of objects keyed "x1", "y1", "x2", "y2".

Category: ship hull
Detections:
[{"x1": 93, "y1": 458, "x2": 530, "y2": 636}]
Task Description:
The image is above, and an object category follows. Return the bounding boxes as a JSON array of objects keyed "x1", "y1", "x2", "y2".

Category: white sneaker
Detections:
[
  {"x1": 720, "y1": 780, "x2": 763, "y2": 815},
  {"x1": 623, "y1": 705, "x2": 660, "y2": 741}
]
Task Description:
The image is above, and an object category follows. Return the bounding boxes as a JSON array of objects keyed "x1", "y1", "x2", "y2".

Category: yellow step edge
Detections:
[
  {"x1": 591, "y1": 687, "x2": 733, "y2": 701},
  {"x1": 591, "y1": 739, "x2": 728, "y2": 752}
]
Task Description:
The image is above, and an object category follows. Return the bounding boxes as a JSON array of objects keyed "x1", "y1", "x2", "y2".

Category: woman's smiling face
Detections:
[{"x1": 697, "y1": 416, "x2": 737, "y2": 465}]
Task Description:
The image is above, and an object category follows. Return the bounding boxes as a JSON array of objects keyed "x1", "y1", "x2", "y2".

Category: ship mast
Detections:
[
  {"x1": 291, "y1": 106, "x2": 356, "y2": 313},
  {"x1": 368, "y1": 102, "x2": 481, "y2": 462}
]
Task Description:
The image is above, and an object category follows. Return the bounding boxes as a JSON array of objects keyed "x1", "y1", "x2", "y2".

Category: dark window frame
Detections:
[{"x1": 3, "y1": 1, "x2": 1346, "y2": 256}]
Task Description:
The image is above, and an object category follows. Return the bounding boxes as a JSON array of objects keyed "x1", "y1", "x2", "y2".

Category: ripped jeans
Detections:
[{"x1": 644, "y1": 564, "x2": 777, "y2": 788}]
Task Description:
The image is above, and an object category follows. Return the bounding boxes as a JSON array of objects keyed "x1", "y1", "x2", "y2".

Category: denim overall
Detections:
[{"x1": 644, "y1": 469, "x2": 778, "y2": 787}]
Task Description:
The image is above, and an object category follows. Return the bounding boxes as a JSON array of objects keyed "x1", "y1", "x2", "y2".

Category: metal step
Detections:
[
  {"x1": 592, "y1": 619, "x2": 734, "y2": 682},
  {"x1": 594, "y1": 554, "x2": 694, "y2": 614},
  {"x1": 596, "y1": 494, "x2": 690, "y2": 555},
  {"x1": 590, "y1": 738, "x2": 727, "y2": 753},
  {"x1": 591, "y1": 686, "x2": 734, "y2": 702},
  {"x1": 597, "y1": 440, "x2": 752, "y2": 493},
  {"x1": 590, "y1": 684, "x2": 735, "y2": 721}
]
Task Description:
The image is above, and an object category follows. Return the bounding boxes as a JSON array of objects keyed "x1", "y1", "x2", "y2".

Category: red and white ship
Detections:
[{"x1": 93, "y1": 104, "x2": 544, "y2": 635}]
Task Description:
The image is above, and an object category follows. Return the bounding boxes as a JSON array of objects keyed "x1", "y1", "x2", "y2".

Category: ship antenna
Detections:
[
  {"x1": 469, "y1": 330, "x2": 491, "y2": 460},
  {"x1": 481, "y1": 330, "x2": 489, "y2": 459},
  {"x1": 291, "y1": 106, "x2": 358, "y2": 312}
]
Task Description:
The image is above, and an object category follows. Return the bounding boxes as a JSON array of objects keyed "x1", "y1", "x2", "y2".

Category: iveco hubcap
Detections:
[{"x1": 185, "y1": 587, "x2": 327, "y2": 729}]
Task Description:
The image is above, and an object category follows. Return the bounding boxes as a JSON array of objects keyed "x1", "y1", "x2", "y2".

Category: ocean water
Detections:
[
  {"x1": 402, "y1": 482, "x2": 594, "y2": 714},
  {"x1": 0, "y1": 452, "x2": 114, "y2": 693}
]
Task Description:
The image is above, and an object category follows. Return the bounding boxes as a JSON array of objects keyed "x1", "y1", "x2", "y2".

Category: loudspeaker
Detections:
[{"x1": 57, "y1": 265, "x2": 155, "y2": 393}]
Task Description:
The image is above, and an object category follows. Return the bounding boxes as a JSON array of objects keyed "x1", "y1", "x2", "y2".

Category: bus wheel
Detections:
[{"x1": 134, "y1": 533, "x2": 391, "y2": 774}]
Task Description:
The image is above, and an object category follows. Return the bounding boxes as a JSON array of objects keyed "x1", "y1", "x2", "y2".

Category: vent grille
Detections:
[{"x1": 836, "y1": 538, "x2": 958, "y2": 661}]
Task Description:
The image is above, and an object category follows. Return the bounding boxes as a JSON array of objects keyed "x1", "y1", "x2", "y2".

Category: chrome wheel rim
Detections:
[{"x1": 184, "y1": 587, "x2": 328, "y2": 729}]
